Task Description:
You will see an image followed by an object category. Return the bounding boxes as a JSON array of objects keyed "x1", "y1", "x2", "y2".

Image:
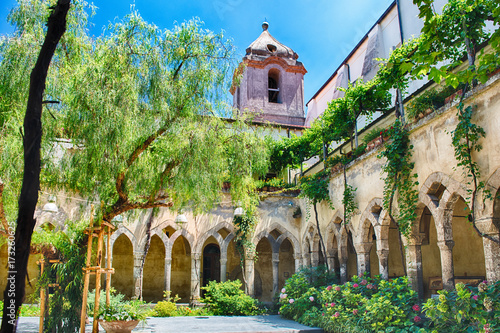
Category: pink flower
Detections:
[
  {"x1": 484, "y1": 324, "x2": 491, "y2": 333},
  {"x1": 412, "y1": 304, "x2": 421, "y2": 312},
  {"x1": 361, "y1": 279, "x2": 367, "y2": 286},
  {"x1": 322, "y1": 312, "x2": 325, "y2": 316},
  {"x1": 353, "y1": 283, "x2": 359, "y2": 288},
  {"x1": 472, "y1": 295, "x2": 479, "y2": 301},
  {"x1": 334, "y1": 312, "x2": 340, "y2": 318},
  {"x1": 366, "y1": 284, "x2": 373, "y2": 289},
  {"x1": 352, "y1": 309, "x2": 358, "y2": 315},
  {"x1": 281, "y1": 288, "x2": 286, "y2": 293},
  {"x1": 280, "y1": 293, "x2": 287, "y2": 299},
  {"x1": 309, "y1": 296, "x2": 314, "y2": 302},
  {"x1": 289, "y1": 299, "x2": 294, "y2": 304},
  {"x1": 330, "y1": 302, "x2": 336, "y2": 307},
  {"x1": 335, "y1": 286, "x2": 341, "y2": 292},
  {"x1": 326, "y1": 285, "x2": 332, "y2": 291},
  {"x1": 414, "y1": 316, "x2": 421, "y2": 323}
]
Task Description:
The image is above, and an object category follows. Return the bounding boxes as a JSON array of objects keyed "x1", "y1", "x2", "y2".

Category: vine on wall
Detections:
[
  {"x1": 299, "y1": 170, "x2": 332, "y2": 270},
  {"x1": 378, "y1": 120, "x2": 419, "y2": 239}
]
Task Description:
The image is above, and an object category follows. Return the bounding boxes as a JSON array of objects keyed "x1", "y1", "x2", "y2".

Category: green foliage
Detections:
[
  {"x1": 99, "y1": 299, "x2": 149, "y2": 322},
  {"x1": 378, "y1": 120, "x2": 419, "y2": 238},
  {"x1": 0, "y1": 0, "x2": 270, "y2": 225},
  {"x1": 152, "y1": 291, "x2": 212, "y2": 317},
  {"x1": 412, "y1": 0, "x2": 498, "y2": 87},
  {"x1": 201, "y1": 280, "x2": 261, "y2": 316},
  {"x1": 31, "y1": 222, "x2": 87, "y2": 332},
  {"x1": 299, "y1": 170, "x2": 332, "y2": 206},
  {"x1": 451, "y1": 102, "x2": 486, "y2": 205},
  {"x1": 255, "y1": 177, "x2": 296, "y2": 190},
  {"x1": 342, "y1": 183, "x2": 357, "y2": 225},
  {"x1": 422, "y1": 281, "x2": 500, "y2": 332},
  {"x1": 153, "y1": 301, "x2": 178, "y2": 317},
  {"x1": 362, "y1": 127, "x2": 384, "y2": 145},
  {"x1": 233, "y1": 212, "x2": 258, "y2": 271},
  {"x1": 405, "y1": 86, "x2": 456, "y2": 121},
  {"x1": 86, "y1": 288, "x2": 126, "y2": 315},
  {"x1": 279, "y1": 273, "x2": 425, "y2": 332}
]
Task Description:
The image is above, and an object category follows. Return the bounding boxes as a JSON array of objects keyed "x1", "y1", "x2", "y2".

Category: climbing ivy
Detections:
[
  {"x1": 232, "y1": 211, "x2": 258, "y2": 292},
  {"x1": 299, "y1": 170, "x2": 332, "y2": 270},
  {"x1": 342, "y1": 182, "x2": 357, "y2": 225},
  {"x1": 378, "y1": 120, "x2": 419, "y2": 238}
]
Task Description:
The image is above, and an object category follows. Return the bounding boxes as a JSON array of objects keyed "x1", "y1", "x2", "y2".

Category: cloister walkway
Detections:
[{"x1": 10, "y1": 315, "x2": 323, "y2": 333}]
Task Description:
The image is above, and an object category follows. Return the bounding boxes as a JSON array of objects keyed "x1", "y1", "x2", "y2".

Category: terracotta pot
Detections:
[
  {"x1": 98, "y1": 320, "x2": 140, "y2": 333},
  {"x1": 418, "y1": 112, "x2": 424, "y2": 119},
  {"x1": 424, "y1": 108, "x2": 433, "y2": 115}
]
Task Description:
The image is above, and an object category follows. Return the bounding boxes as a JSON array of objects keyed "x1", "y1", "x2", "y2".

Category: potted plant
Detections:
[{"x1": 98, "y1": 300, "x2": 148, "y2": 333}]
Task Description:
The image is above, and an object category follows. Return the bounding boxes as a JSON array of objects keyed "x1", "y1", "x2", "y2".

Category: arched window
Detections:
[{"x1": 268, "y1": 69, "x2": 280, "y2": 103}]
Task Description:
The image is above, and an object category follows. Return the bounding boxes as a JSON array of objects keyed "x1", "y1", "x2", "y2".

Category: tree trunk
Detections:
[
  {"x1": 0, "y1": 1, "x2": 70, "y2": 332},
  {"x1": 138, "y1": 210, "x2": 154, "y2": 300}
]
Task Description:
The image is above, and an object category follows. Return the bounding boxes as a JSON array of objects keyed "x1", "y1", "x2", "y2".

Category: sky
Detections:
[{"x1": 0, "y1": 0, "x2": 395, "y2": 111}]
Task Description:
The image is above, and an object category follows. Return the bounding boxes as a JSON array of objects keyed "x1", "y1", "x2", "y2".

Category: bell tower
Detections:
[{"x1": 232, "y1": 22, "x2": 307, "y2": 127}]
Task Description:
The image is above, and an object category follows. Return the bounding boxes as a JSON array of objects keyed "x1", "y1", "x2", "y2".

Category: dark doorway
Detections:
[{"x1": 203, "y1": 244, "x2": 221, "y2": 288}]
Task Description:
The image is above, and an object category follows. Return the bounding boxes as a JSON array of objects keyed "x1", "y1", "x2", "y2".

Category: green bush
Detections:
[
  {"x1": 201, "y1": 279, "x2": 260, "y2": 316},
  {"x1": 153, "y1": 301, "x2": 178, "y2": 317},
  {"x1": 98, "y1": 299, "x2": 149, "y2": 322},
  {"x1": 422, "y1": 281, "x2": 500, "y2": 333},
  {"x1": 405, "y1": 86, "x2": 455, "y2": 120},
  {"x1": 279, "y1": 273, "x2": 426, "y2": 332}
]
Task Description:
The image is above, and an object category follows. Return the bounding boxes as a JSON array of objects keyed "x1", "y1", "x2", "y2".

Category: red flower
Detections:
[
  {"x1": 472, "y1": 295, "x2": 479, "y2": 301},
  {"x1": 334, "y1": 312, "x2": 340, "y2": 318},
  {"x1": 412, "y1": 304, "x2": 420, "y2": 312},
  {"x1": 414, "y1": 316, "x2": 421, "y2": 323},
  {"x1": 353, "y1": 283, "x2": 359, "y2": 288},
  {"x1": 352, "y1": 309, "x2": 358, "y2": 315},
  {"x1": 326, "y1": 285, "x2": 332, "y2": 291}
]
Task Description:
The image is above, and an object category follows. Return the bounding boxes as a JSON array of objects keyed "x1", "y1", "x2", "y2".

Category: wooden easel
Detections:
[{"x1": 80, "y1": 206, "x2": 116, "y2": 333}]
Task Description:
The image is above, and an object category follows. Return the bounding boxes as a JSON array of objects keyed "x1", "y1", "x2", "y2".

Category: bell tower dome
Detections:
[{"x1": 231, "y1": 22, "x2": 307, "y2": 127}]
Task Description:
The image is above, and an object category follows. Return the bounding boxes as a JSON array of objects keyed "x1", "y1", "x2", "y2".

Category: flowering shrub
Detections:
[
  {"x1": 422, "y1": 281, "x2": 500, "y2": 332},
  {"x1": 279, "y1": 272, "x2": 427, "y2": 332}
]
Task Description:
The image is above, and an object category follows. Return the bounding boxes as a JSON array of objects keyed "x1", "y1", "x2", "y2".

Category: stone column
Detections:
[
  {"x1": 190, "y1": 252, "x2": 201, "y2": 304},
  {"x1": 272, "y1": 252, "x2": 280, "y2": 296},
  {"x1": 294, "y1": 254, "x2": 302, "y2": 272},
  {"x1": 311, "y1": 250, "x2": 319, "y2": 267},
  {"x1": 245, "y1": 253, "x2": 255, "y2": 297},
  {"x1": 164, "y1": 258, "x2": 172, "y2": 293},
  {"x1": 356, "y1": 242, "x2": 372, "y2": 276},
  {"x1": 338, "y1": 245, "x2": 348, "y2": 283},
  {"x1": 377, "y1": 249, "x2": 389, "y2": 280},
  {"x1": 437, "y1": 240, "x2": 455, "y2": 290},
  {"x1": 406, "y1": 242, "x2": 424, "y2": 299},
  {"x1": 132, "y1": 251, "x2": 143, "y2": 299},
  {"x1": 477, "y1": 218, "x2": 500, "y2": 282},
  {"x1": 220, "y1": 257, "x2": 227, "y2": 282},
  {"x1": 327, "y1": 253, "x2": 337, "y2": 273}
]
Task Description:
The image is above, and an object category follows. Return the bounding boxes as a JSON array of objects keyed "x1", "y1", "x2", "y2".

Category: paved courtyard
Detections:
[{"x1": 8, "y1": 315, "x2": 323, "y2": 333}]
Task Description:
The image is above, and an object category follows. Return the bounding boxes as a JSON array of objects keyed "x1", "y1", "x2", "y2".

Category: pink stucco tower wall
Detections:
[{"x1": 231, "y1": 22, "x2": 307, "y2": 127}]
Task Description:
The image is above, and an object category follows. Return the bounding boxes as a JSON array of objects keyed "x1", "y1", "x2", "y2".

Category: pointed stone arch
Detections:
[
  {"x1": 167, "y1": 229, "x2": 195, "y2": 258},
  {"x1": 110, "y1": 225, "x2": 137, "y2": 253}
]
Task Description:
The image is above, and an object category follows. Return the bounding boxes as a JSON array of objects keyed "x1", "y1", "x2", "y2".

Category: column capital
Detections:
[
  {"x1": 355, "y1": 242, "x2": 373, "y2": 254},
  {"x1": 220, "y1": 258, "x2": 228, "y2": 264},
  {"x1": 437, "y1": 240, "x2": 455, "y2": 251},
  {"x1": 475, "y1": 217, "x2": 500, "y2": 236}
]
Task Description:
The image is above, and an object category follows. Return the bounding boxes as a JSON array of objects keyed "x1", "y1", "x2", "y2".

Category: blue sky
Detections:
[{"x1": 0, "y1": 0, "x2": 394, "y2": 109}]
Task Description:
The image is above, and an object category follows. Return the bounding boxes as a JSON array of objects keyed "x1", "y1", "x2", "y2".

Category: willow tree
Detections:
[
  {"x1": 46, "y1": 13, "x2": 269, "y2": 223},
  {"x1": 0, "y1": 0, "x2": 76, "y2": 331},
  {"x1": 1, "y1": 0, "x2": 269, "y2": 331}
]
